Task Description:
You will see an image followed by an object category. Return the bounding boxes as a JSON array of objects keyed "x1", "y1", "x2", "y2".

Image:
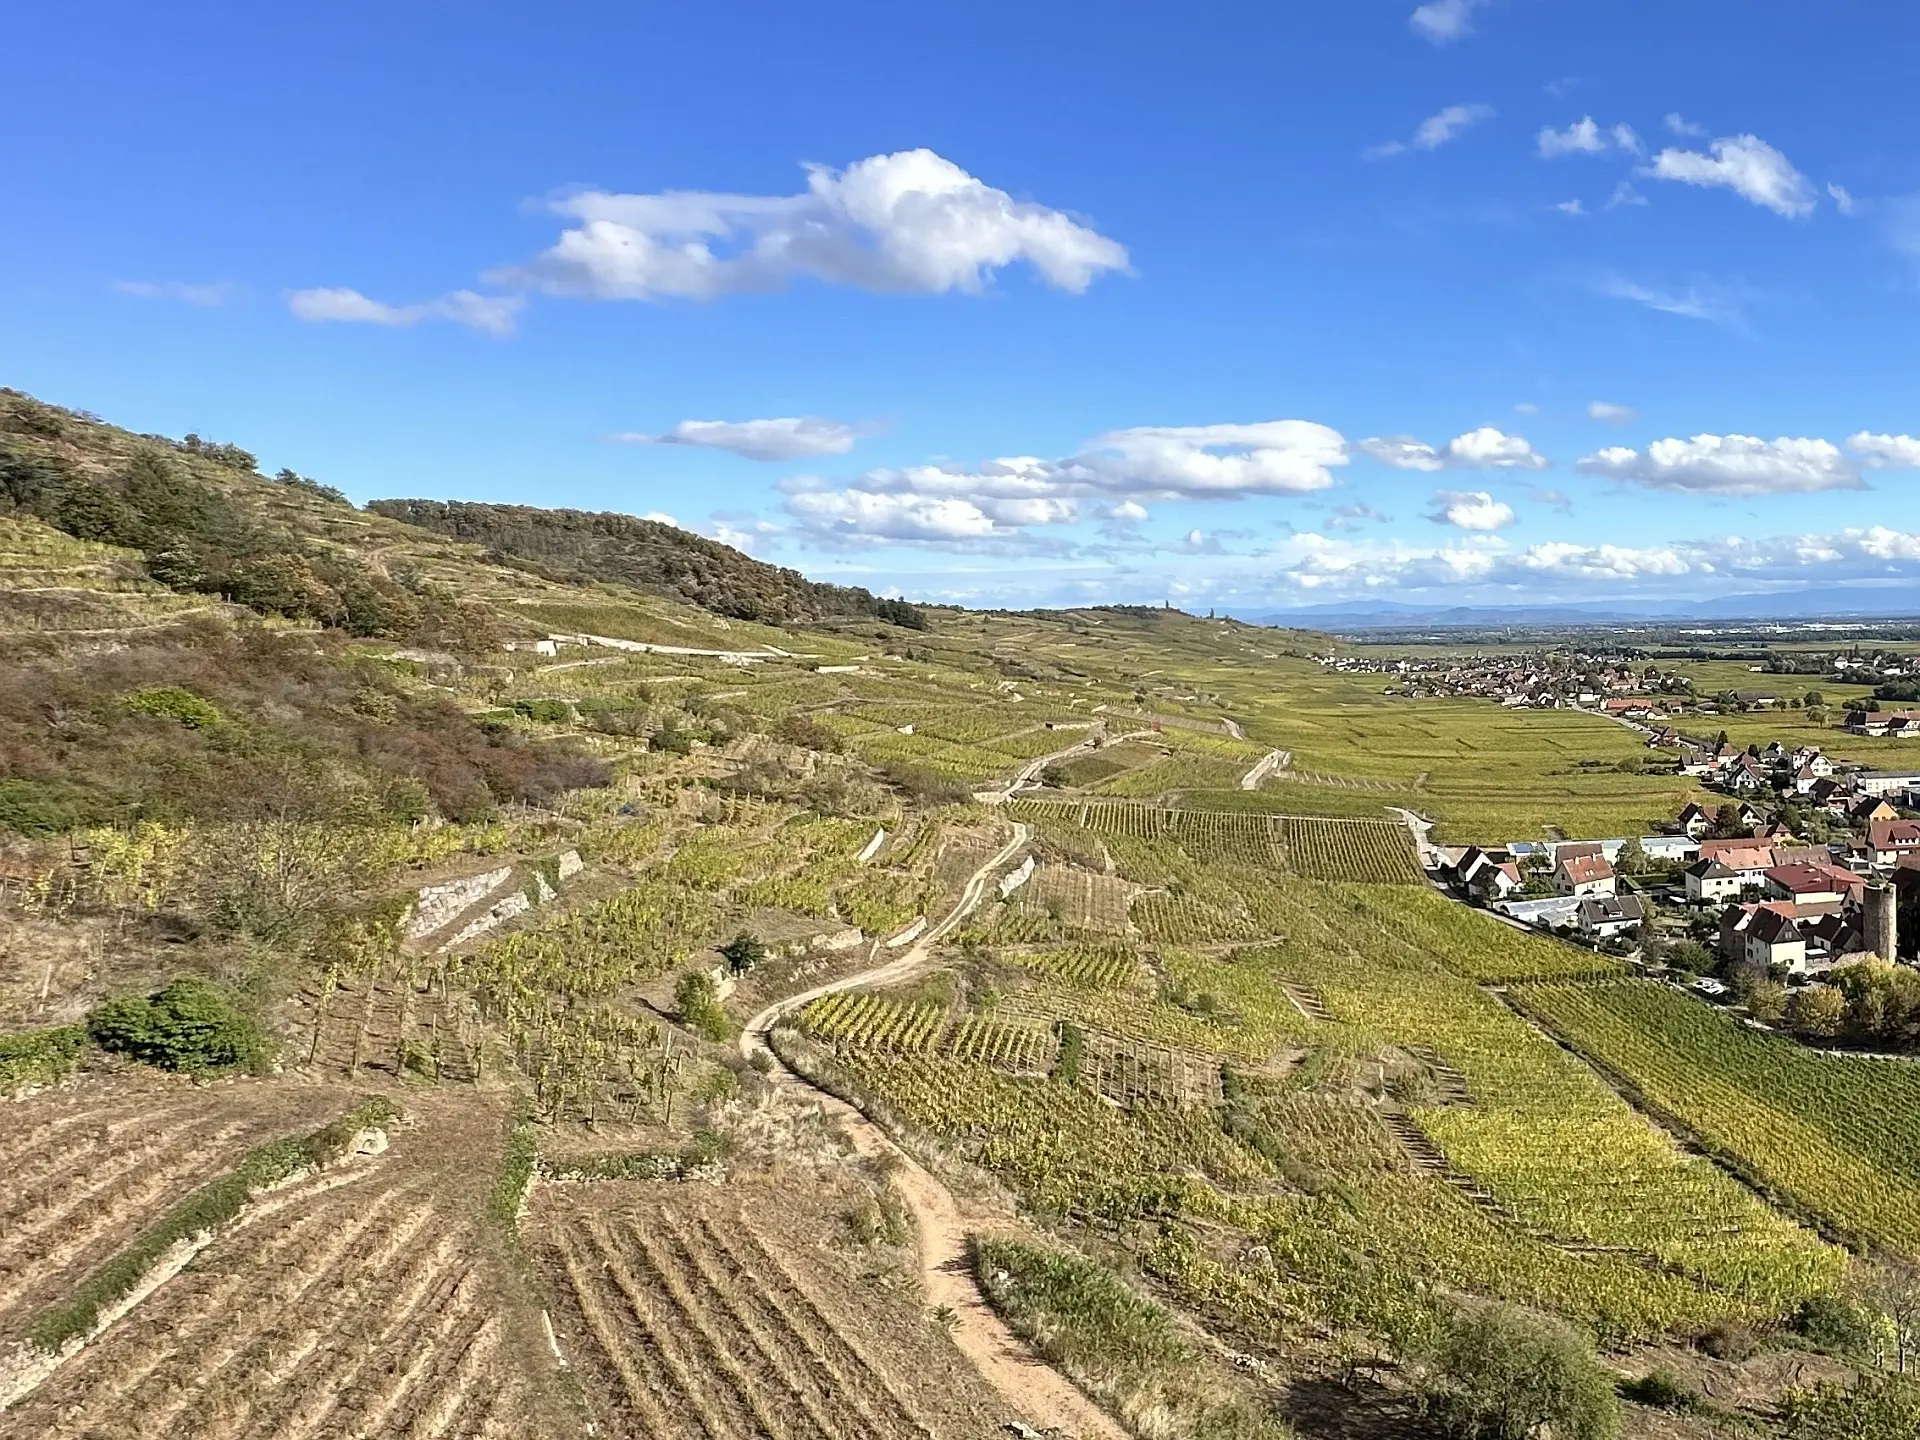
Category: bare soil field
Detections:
[
  {"x1": 0, "y1": 1074, "x2": 352, "y2": 1344},
  {"x1": 527, "y1": 1171, "x2": 1013, "y2": 1440},
  {"x1": 2, "y1": 1085, "x2": 574, "y2": 1440}
]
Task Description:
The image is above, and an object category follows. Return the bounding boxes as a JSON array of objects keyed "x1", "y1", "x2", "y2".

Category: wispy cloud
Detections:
[
  {"x1": 114, "y1": 279, "x2": 238, "y2": 307},
  {"x1": 1365, "y1": 102, "x2": 1494, "y2": 159},
  {"x1": 1587, "y1": 401, "x2": 1636, "y2": 424},
  {"x1": 286, "y1": 287, "x2": 523, "y2": 335},
  {"x1": 1595, "y1": 273, "x2": 1749, "y2": 328},
  {"x1": 603, "y1": 416, "x2": 862, "y2": 461},
  {"x1": 1427, "y1": 489, "x2": 1517, "y2": 531},
  {"x1": 1537, "y1": 117, "x2": 1641, "y2": 159},
  {"x1": 1358, "y1": 427, "x2": 1549, "y2": 472},
  {"x1": 1410, "y1": 0, "x2": 1489, "y2": 45}
]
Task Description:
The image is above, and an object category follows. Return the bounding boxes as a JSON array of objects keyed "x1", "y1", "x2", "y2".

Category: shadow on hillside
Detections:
[{"x1": 1283, "y1": 1377, "x2": 1442, "y2": 1439}]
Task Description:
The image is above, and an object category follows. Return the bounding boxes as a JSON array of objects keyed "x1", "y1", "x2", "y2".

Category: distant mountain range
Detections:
[{"x1": 1239, "y1": 588, "x2": 1920, "y2": 630}]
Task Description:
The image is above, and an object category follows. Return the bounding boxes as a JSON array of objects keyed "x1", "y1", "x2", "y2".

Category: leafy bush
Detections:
[
  {"x1": 1782, "y1": 1374, "x2": 1920, "y2": 1438},
  {"x1": 0, "y1": 777, "x2": 88, "y2": 836},
  {"x1": 773, "y1": 712, "x2": 843, "y2": 753},
  {"x1": 123, "y1": 684, "x2": 225, "y2": 729},
  {"x1": 650, "y1": 726, "x2": 694, "y2": 755},
  {"x1": 1620, "y1": 1368, "x2": 1701, "y2": 1411},
  {"x1": 512, "y1": 697, "x2": 573, "y2": 724},
  {"x1": 1794, "y1": 1292, "x2": 1879, "y2": 1357},
  {"x1": 675, "y1": 969, "x2": 733, "y2": 1041},
  {"x1": 1419, "y1": 1304, "x2": 1620, "y2": 1440},
  {"x1": 0, "y1": 1025, "x2": 86, "y2": 1093},
  {"x1": 86, "y1": 979, "x2": 267, "y2": 1074}
]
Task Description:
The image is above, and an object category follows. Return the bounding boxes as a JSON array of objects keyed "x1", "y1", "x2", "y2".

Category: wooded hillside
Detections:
[{"x1": 369, "y1": 499, "x2": 928, "y2": 630}]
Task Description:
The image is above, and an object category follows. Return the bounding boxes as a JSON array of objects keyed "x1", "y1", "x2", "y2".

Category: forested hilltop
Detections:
[{"x1": 370, "y1": 498, "x2": 927, "y2": 629}]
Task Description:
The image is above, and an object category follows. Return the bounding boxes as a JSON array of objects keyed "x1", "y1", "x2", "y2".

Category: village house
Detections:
[
  {"x1": 1764, "y1": 862, "x2": 1861, "y2": 907},
  {"x1": 1577, "y1": 892, "x2": 1645, "y2": 939},
  {"x1": 1722, "y1": 906, "x2": 1809, "y2": 973},
  {"x1": 1556, "y1": 853, "x2": 1617, "y2": 898},
  {"x1": 1449, "y1": 846, "x2": 1526, "y2": 903},
  {"x1": 1791, "y1": 747, "x2": 1835, "y2": 776},
  {"x1": 1685, "y1": 858, "x2": 1746, "y2": 905},
  {"x1": 1676, "y1": 802, "x2": 1714, "y2": 840},
  {"x1": 1850, "y1": 796, "x2": 1901, "y2": 827},
  {"x1": 1722, "y1": 756, "x2": 1770, "y2": 795},
  {"x1": 1848, "y1": 710, "x2": 1920, "y2": 739},
  {"x1": 1856, "y1": 768, "x2": 1920, "y2": 798},
  {"x1": 1869, "y1": 819, "x2": 1920, "y2": 867}
]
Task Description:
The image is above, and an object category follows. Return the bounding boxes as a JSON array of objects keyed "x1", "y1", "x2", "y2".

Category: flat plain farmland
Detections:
[
  {"x1": 529, "y1": 1179, "x2": 1008, "y2": 1440},
  {"x1": 1235, "y1": 672, "x2": 1708, "y2": 841},
  {"x1": 3, "y1": 1092, "x2": 561, "y2": 1440}
]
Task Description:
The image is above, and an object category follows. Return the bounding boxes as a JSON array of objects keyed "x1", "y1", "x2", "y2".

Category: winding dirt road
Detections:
[{"x1": 741, "y1": 821, "x2": 1126, "y2": 1440}]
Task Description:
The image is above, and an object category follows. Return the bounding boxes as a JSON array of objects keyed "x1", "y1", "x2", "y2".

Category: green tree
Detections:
[
  {"x1": 718, "y1": 931, "x2": 766, "y2": 976},
  {"x1": 1616, "y1": 838, "x2": 1648, "y2": 875},
  {"x1": 1789, "y1": 984, "x2": 1847, "y2": 1038},
  {"x1": 1746, "y1": 980, "x2": 1788, "y2": 1024},
  {"x1": 1418, "y1": 1304, "x2": 1620, "y2": 1440}
]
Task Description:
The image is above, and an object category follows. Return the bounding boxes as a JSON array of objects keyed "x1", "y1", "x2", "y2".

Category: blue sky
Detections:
[{"x1": 6, "y1": 0, "x2": 1920, "y2": 611}]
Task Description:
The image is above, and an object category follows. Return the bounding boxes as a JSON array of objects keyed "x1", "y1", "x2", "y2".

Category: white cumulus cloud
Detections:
[
  {"x1": 1645, "y1": 133, "x2": 1817, "y2": 218},
  {"x1": 1574, "y1": 434, "x2": 1862, "y2": 496},
  {"x1": 1850, "y1": 433, "x2": 1920, "y2": 470},
  {"x1": 780, "y1": 420, "x2": 1351, "y2": 546},
  {"x1": 287, "y1": 287, "x2": 523, "y2": 335},
  {"x1": 607, "y1": 417, "x2": 860, "y2": 461},
  {"x1": 785, "y1": 490, "x2": 1010, "y2": 544},
  {"x1": 494, "y1": 149, "x2": 1128, "y2": 302},
  {"x1": 1358, "y1": 427, "x2": 1549, "y2": 472},
  {"x1": 1537, "y1": 117, "x2": 1641, "y2": 158},
  {"x1": 1429, "y1": 490, "x2": 1518, "y2": 531},
  {"x1": 1410, "y1": 0, "x2": 1487, "y2": 44}
]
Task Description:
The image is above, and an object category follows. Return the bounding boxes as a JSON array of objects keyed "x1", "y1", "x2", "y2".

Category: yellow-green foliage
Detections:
[{"x1": 1518, "y1": 979, "x2": 1920, "y2": 1255}]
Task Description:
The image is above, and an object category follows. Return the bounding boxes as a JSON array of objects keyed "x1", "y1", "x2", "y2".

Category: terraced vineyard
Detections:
[
  {"x1": 1011, "y1": 801, "x2": 1423, "y2": 885},
  {"x1": 0, "y1": 1087, "x2": 557, "y2": 1439},
  {"x1": 529, "y1": 1183, "x2": 1007, "y2": 1440}
]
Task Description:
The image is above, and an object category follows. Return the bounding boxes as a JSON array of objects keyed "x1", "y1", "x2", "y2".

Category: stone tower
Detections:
[{"x1": 1865, "y1": 881, "x2": 1897, "y2": 963}]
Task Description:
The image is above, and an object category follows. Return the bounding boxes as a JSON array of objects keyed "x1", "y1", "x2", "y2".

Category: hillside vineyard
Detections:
[{"x1": 6, "y1": 387, "x2": 1920, "y2": 1438}]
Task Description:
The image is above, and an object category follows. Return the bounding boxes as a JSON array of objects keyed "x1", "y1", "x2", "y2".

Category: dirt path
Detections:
[
  {"x1": 740, "y1": 821, "x2": 1126, "y2": 1440},
  {"x1": 1387, "y1": 806, "x2": 1439, "y2": 870},
  {"x1": 975, "y1": 729, "x2": 1110, "y2": 806}
]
